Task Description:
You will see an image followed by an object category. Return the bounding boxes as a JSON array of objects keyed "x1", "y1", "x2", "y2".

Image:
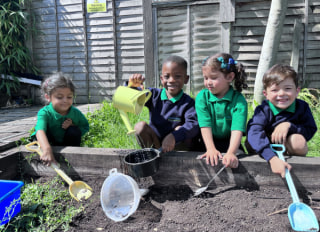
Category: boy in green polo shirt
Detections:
[
  {"x1": 32, "y1": 72, "x2": 89, "y2": 166},
  {"x1": 195, "y1": 53, "x2": 248, "y2": 168}
]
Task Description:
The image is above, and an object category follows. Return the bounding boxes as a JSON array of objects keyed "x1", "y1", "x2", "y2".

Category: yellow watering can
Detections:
[{"x1": 112, "y1": 85, "x2": 151, "y2": 134}]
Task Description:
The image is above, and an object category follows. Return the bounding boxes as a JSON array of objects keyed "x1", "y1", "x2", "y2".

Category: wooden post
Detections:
[
  {"x1": 82, "y1": 0, "x2": 90, "y2": 103},
  {"x1": 112, "y1": 0, "x2": 119, "y2": 87},
  {"x1": 253, "y1": 0, "x2": 288, "y2": 105},
  {"x1": 143, "y1": 0, "x2": 155, "y2": 87},
  {"x1": 290, "y1": 20, "x2": 303, "y2": 73},
  {"x1": 219, "y1": 0, "x2": 235, "y2": 54},
  {"x1": 54, "y1": 0, "x2": 61, "y2": 71},
  {"x1": 219, "y1": 0, "x2": 235, "y2": 22},
  {"x1": 303, "y1": 0, "x2": 309, "y2": 86}
]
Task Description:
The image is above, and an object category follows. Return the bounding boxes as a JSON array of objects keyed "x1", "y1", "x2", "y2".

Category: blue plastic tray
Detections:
[{"x1": 0, "y1": 180, "x2": 24, "y2": 226}]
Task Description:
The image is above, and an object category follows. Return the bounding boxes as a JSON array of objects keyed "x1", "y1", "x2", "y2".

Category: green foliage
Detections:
[
  {"x1": 82, "y1": 101, "x2": 149, "y2": 148},
  {"x1": 0, "y1": 177, "x2": 84, "y2": 232},
  {"x1": 0, "y1": 0, "x2": 40, "y2": 96},
  {"x1": 298, "y1": 88, "x2": 320, "y2": 107},
  {"x1": 298, "y1": 88, "x2": 320, "y2": 157}
]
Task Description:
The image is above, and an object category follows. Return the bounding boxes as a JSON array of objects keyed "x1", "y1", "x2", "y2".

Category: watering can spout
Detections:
[{"x1": 119, "y1": 110, "x2": 136, "y2": 135}]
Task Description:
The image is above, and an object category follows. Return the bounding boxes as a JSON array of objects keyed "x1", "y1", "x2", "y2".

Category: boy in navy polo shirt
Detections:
[
  {"x1": 246, "y1": 64, "x2": 317, "y2": 177},
  {"x1": 128, "y1": 55, "x2": 201, "y2": 153}
]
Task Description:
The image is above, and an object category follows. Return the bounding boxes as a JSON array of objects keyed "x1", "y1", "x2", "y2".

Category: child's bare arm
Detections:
[
  {"x1": 36, "y1": 130, "x2": 56, "y2": 166},
  {"x1": 271, "y1": 122, "x2": 290, "y2": 144},
  {"x1": 200, "y1": 127, "x2": 222, "y2": 166},
  {"x1": 161, "y1": 133, "x2": 175, "y2": 152},
  {"x1": 223, "y1": 130, "x2": 242, "y2": 168}
]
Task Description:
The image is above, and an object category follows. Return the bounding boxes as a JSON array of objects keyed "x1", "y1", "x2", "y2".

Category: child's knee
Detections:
[
  {"x1": 134, "y1": 121, "x2": 148, "y2": 134},
  {"x1": 66, "y1": 126, "x2": 81, "y2": 137},
  {"x1": 286, "y1": 134, "x2": 308, "y2": 155},
  {"x1": 64, "y1": 126, "x2": 82, "y2": 146}
]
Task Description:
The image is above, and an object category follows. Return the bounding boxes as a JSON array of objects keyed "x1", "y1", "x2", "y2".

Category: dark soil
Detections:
[{"x1": 56, "y1": 175, "x2": 320, "y2": 232}]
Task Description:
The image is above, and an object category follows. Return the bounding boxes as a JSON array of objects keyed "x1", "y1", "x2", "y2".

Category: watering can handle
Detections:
[
  {"x1": 141, "y1": 89, "x2": 152, "y2": 103},
  {"x1": 270, "y1": 144, "x2": 300, "y2": 203},
  {"x1": 127, "y1": 81, "x2": 151, "y2": 103},
  {"x1": 129, "y1": 88, "x2": 151, "y2": 104}
]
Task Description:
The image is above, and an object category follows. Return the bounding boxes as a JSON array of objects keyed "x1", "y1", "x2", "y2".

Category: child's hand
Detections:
[
  {"x1": 129, "y1": 74, "x2": 145, "y2": 88},
  {"x1": 41, "y1": 147, "x2": 56, "y2": 166},
  {"x1": 222, "y1": 152, "x2": 238, "y2": 168},
  {"x1": 62, "y1": 118, "x2": 73, "y2": 129},
  {"x1": 201, "y1": 149, "x2": 223, "y2": 166},
  {"x1": 269, "y1": 156, "x2": 292, "y2": 178},
  {"x1": 271, "y1": 122, "x2": 290, "y2": 144},
  {"x1": 161, "y1": 133, "x2": 175, "y2": 152},
  {"x1": 36, "y1": 130, "x2": 57, "y2": 166}
]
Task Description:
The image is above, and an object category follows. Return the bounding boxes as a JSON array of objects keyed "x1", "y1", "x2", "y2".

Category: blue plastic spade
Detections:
[{"x1": 270, "y1": 144, "x2": 319, "y2": 232}]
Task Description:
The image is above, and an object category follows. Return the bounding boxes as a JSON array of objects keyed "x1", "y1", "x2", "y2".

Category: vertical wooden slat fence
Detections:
[{"x1": 29, "y1": 0, "x2": 320, "y2": 103}]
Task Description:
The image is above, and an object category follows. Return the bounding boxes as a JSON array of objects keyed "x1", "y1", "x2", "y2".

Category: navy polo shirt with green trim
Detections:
[
  {"x1": 195, "y1": 87, "x2": 248, "y2": 139},
  {"x1": 144, "y1": 88, "x2": 200, "y2": 143},
  {"x1": 246, "y1": 99, "x2": 317, "y2": 161}
]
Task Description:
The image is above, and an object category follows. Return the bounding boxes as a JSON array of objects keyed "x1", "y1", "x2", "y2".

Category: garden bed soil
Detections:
[{"x1": 50, "y1": 175, "x2": 320, "y2": 232}]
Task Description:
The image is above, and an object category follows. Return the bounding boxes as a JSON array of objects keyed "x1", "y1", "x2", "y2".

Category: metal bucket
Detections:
[{"x1": 123, "y1": 148, "x2": 161, "y2": 178}]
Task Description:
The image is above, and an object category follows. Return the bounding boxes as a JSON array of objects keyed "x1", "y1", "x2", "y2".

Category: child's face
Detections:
[
  {"x1": 160, "y1": 61, "x2": 189, "y2": 98},
  {"x1": 45, "y1": 87, "x2": 74, "y2": 115},
  {"x1": 263, "y1": 77, "x2": 300, "y2": 109},
  {"x1": 202, "y1": 66, "x2": 234, "y2": 98}
]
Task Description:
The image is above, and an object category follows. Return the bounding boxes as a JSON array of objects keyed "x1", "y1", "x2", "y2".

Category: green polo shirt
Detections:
[
  {"x1": 33, "y1": 103, "x2": 89, "y2": 143},
  {"x1": 195, "y1": 87, "x2": 248, "y2": 139}
]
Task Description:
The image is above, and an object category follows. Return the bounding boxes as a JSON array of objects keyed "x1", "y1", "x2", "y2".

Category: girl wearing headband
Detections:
[{"x1": 195, "y1": 53, "x2": 248, "y2": 168}]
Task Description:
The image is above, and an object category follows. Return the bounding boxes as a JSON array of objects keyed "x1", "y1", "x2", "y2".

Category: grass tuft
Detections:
[{"x1": 82, "y1": 101, "x2": 149, "y2": 149}]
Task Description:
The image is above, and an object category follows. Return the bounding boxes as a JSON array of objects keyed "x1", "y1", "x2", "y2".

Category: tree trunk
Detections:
[{"x1": 253, "y1": 0, "x2": 288, "y2": 106}]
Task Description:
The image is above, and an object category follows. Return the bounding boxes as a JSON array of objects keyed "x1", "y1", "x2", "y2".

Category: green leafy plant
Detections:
[
  {"x1": 298, "y1": 88, "x2": 320, "y2": 107},
  {"x1": 298, "y1": 88, "x2": 320, "y2": 157},
  {"x1": 82, "y1": 101, "x2": 149, "y2": 148},
  {"x1": 0, "y1": 0, "x2": 40, "y2": 96},
  {"x1": 0, "y1": 177, "x2": 84, "y2": 232}
]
